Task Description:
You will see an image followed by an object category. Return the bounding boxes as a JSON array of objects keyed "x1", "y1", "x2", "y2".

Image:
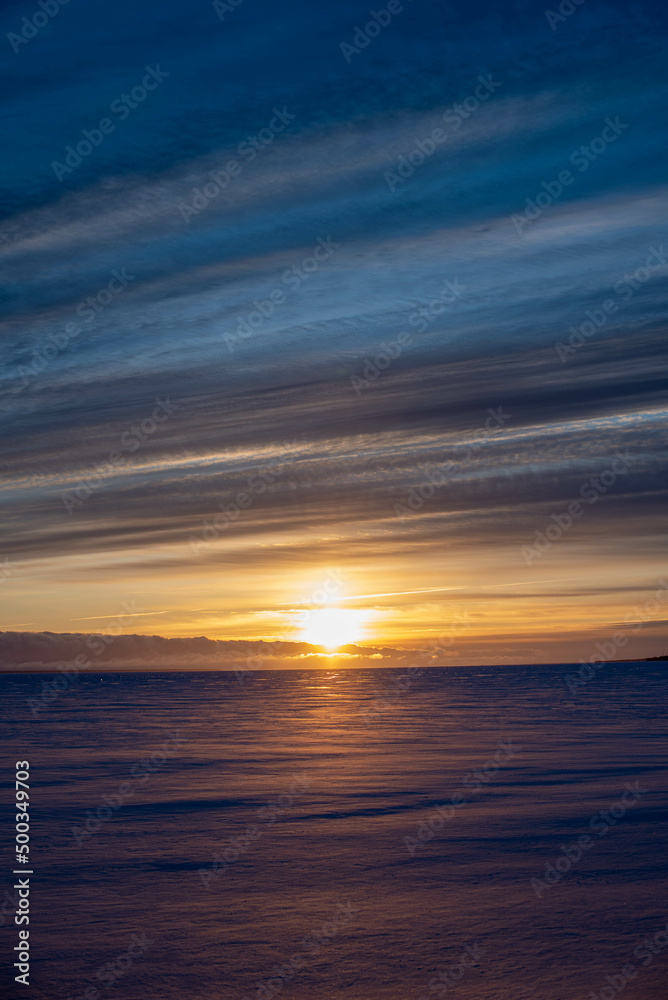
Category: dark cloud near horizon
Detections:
[
  {"x1": 0, "y1": 629, "x2": 405, "y2": 669},
  {"x1": 1, "y1": 625, "x2": 664, "y2": 671}
]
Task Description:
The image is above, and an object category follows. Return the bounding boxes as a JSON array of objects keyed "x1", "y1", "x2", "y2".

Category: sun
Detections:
[{"x1": 299, "y1": 608, "x2": 366, "y2": 650}]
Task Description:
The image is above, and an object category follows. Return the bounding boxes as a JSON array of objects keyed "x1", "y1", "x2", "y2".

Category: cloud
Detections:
[
  {"x1": 1, "y1": 0, "x2": 667, "y2": 652},
  {"x1": 0, "y1": 630, "x2": 410, "y2": 671}
]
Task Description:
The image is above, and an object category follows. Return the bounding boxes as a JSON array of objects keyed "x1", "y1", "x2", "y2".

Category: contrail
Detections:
[
  {"x1": 66, "y1": 610, "x2": 179, "y2": 622},
  {"x1": 278, "y1": 579, "x2": 569, "y2": 605},
  {"x1": 337, "y1": 579, "x2": 569, "y2": 601}
]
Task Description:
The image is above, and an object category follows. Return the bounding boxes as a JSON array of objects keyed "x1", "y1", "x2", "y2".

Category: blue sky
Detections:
[{"x1": 1, "y1": 0, "x2": 667, "y2": 665}]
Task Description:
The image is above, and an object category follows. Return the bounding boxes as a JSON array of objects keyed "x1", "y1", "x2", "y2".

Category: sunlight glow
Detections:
[{"x1": 298, "y1": 608, "x2": 366, "y2": 650}]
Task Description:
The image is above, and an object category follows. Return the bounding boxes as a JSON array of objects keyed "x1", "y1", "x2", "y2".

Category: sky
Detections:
[{"x1": 1, "y1": 0, "x2": 667, "y2": 668}]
